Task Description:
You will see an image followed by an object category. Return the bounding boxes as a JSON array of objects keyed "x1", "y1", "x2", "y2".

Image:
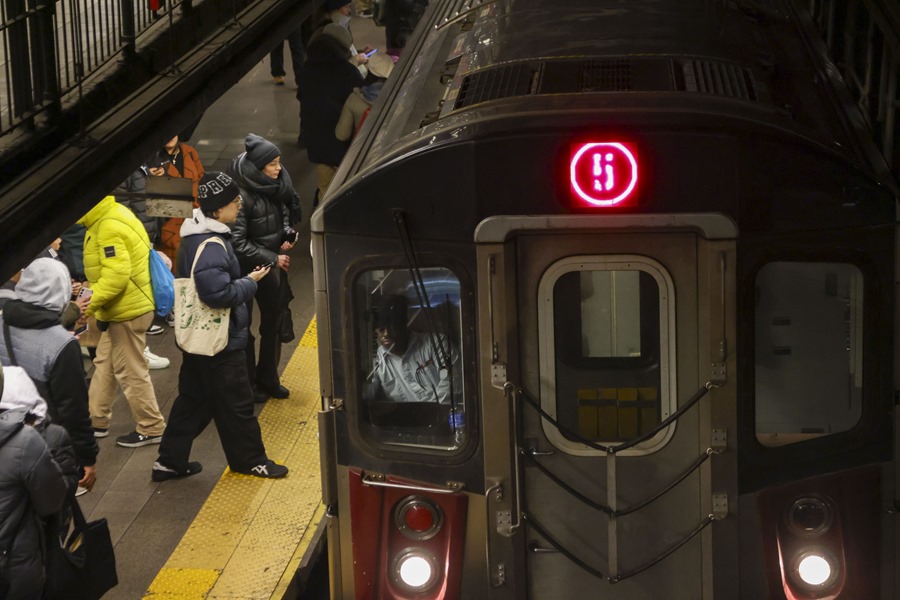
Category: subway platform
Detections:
[{"x1": 75, "y1": 14, "x2": 385, "y2": 600}]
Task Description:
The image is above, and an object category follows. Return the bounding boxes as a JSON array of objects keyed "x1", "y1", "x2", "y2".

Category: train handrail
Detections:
[
  {"x1": 360, "y1": 472, "x2": 464, "y2": 495},
  {"x1": 522, "y1": 447, "x2": 717, "y2": 518},
  {"x1": 514, "y1": 382, "x2": 715, "y2": 454}
]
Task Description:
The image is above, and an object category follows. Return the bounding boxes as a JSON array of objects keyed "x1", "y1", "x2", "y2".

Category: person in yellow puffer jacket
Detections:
[{"x1": 79, "y1": 196, "x2": 166, "y2": 448}]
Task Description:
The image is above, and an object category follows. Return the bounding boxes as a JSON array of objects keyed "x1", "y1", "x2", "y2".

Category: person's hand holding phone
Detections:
[
  {"x1": 249, "y1": 262, "x2": 272, "y2": 282},
  {"x1": 75, "y1": 286, "x2": 93, "y2": 315}
]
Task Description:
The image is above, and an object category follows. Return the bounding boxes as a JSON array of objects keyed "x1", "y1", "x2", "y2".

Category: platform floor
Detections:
[{"x1": 75, "y1": 15, "x2": 386, "y2": 600}]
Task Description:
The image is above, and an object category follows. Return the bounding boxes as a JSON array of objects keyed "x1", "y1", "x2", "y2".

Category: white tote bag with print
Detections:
[{"x1": 173, "y1": 237, "x2": 230, "y2": 356}]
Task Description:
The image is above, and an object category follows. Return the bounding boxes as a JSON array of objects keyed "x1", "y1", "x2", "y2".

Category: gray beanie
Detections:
[
  {"x1": 198, "y1": 171, "x2": 240, "y2": 213},
  {"x1": 245, "y1": 134, "x2": 281, "y2": 170},
  {"x1": 16, "y1": 257, "x2": 71, "y2": 314}
]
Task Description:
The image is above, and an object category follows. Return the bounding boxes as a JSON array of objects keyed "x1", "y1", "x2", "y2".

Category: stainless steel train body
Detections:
[{"x1": 311, "y1": 0, "x2": 898, "y2": 597}]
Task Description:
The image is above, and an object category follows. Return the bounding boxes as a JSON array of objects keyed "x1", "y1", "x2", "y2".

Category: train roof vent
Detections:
[
  {"x1": 454, "y1": 63, "x2": 536, "y2": 110},
  {"x1": 437, "y1": 0, "x2": 489, "y2": 29},
  {"x1": 673, "y1": 59, "x2": 758, "y2": 101},
  {"x1": 539, "y1": 59, "x2": 634, "y2": 93}
]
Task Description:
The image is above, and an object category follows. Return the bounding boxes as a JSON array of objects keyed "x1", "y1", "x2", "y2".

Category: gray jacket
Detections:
[{"x1": 0, "y1": 407, "x2": 69, "y2": 599}]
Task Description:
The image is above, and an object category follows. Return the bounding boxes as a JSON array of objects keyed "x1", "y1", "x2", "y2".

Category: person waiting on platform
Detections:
[
  {"x1": 227, "y1": 135, "x2": 302, "y2": 403},
  {"x1": 152, "y1": 172, "x2": 289, "y2": 481},
  {"x1": 335, "y1": 51, "x2": 395, "y2": 142},
  {"x1": 78, "y1": 196, "x2": 167, "y2": 448},
  {"x1": 365, "y1": 295, "x2": 460, "y2": 404}
]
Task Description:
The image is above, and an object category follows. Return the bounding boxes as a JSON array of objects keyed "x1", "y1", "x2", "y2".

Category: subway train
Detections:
[{"x1": 310, "y1": 0, "x2": 898, "y2": 597}]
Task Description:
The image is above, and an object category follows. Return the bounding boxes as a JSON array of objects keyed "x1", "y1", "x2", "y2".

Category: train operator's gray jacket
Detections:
[{"x1": 0, "y1": 258, "x2": 98, "y2": 469}]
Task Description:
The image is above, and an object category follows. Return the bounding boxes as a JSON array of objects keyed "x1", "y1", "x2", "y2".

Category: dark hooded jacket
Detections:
[
  {"x1": 0, "y1": 405, "x2": 69, "y2": 599},
  {"x1": 226, "y1": 153, "x2": 302, "y2": 273},
  {"x1": 0, "y1": 258, "x2": 98, "y2": 469},
  {"x1": 297, "y1": 30, "x2": 365, "y2": 166},
  {"x1": 177, "y1": 209, "x2": 258, "y2": 353}
]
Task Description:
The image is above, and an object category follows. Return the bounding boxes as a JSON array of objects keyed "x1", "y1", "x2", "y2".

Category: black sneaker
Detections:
[
  {"x1": 93, "y1": 427, "x2": 109, "y2": 438},
  {"x1": 240, "y1": 460, "x2": 288, "y2": 479},
  {"x1": 146, "y1": 324, "x2": 164, "y2": 336},
  {"x1": 257, "y1": 383, "x2": 289, "y2": 399},
  {"x1": 152, "y1": 461, "x2": 203, "y2": 482},
  {"x1": 116, "y1": 431, "x2": 163, "y2": 448}
]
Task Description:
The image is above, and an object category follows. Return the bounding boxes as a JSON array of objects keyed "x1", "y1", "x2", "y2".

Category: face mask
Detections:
[{"x1": 339, "y1": 14, "x2": 351, "y2": 28}]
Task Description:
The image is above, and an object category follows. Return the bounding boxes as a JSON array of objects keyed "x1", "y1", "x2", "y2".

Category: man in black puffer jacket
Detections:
[
  {"x1": 152, "y1": 172, "x2": 288, "y2": 481},
  {"x1": 227, "y1": 135, "x2": 301, "y2": 402}
]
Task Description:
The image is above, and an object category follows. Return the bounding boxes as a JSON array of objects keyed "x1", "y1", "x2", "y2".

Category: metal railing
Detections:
[
  {"x1": 804, "y1": 0, "x2": 900, "y2": 169},
  {"x1": 0, "y1": 0, "x2": 195, "y2": 138}
]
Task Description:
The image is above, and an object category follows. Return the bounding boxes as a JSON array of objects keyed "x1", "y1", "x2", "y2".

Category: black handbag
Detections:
[{"x1": 44, "y1": 492, "x2": 117, "y2": 600}]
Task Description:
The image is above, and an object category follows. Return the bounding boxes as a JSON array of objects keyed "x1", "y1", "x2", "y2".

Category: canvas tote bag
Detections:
[{"x1": 173, "y1": 237, "x2": 230, "y2": 356}]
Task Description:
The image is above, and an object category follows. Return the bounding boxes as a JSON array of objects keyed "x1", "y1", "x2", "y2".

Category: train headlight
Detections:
[
  {"x1": 791, "y1": 549, "x2": 839, "y2": 591},
  {"x1": 393, "y1": 549, "x2": 439, "y2": 593},
  {"x1": 394, "y1": 496, "x2": 443, "y2": 541},
  {"x1": 786, "y1": 496, "x2": 833, "y2": 537}
]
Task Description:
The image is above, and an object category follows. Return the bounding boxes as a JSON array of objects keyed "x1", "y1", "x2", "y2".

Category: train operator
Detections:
[{"x1": 365, "y1": 295, "x2": 460, "y2": 404}]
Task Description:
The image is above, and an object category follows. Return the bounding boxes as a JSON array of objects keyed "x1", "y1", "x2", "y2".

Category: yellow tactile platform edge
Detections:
[{"x1": 145, "y1": 319, "x2": 323, "y2": 600}]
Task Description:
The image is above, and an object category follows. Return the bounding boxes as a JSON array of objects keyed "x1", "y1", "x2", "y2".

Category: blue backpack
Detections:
[{"x1": 148, "y1": 249, "x2": 174, "y2": 317}]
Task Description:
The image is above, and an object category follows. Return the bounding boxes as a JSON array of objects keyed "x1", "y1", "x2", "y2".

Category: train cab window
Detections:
[
  {"x1": 354, "y1": 267, "x2": 466, "y2": 451},
  {"x1": 538, "y1": 257, "x2": 676, "y2": 456},
  {"x1": 755, "y1": 262, "x2": 864, "y2": 447}
]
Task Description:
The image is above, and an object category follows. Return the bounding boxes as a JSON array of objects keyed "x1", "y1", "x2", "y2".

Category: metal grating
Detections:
[
  {"x1": 454, "y1": 63, "x2": 535, "y2": 109},
  {"x1": 581, "y1": 58, "x2": 633, "y2": 92},
  {"x1": 674, "y1": 59, "x2": 758, "y2": 101},
  {"x1": 437, "y1": 0, "x2": 489, "y2": 28}
]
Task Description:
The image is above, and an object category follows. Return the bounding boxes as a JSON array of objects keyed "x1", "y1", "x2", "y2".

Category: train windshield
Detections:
[
  {"x1": 539, "y1": 256, "x2": 676, "y2": 456},
  {"x1": 354, "y1": 267, "x2": 466, "y2": 451},
  {"x1": 755, "y1": 262, "x2": 864, "y2": 446}
]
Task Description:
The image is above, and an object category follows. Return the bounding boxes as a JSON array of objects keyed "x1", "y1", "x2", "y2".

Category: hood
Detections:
[
  {"x1": 0, "y1": 366, "x2": 48, "y2": 425},
  {"x1": 77, "y1": 195, "x2": 116, "y2": 227},
  {"x1": 15, "y1": 257, "x2": 71, "y2": 314},
  {"x1": 180, "y1": 208, "x2": 232, "y2": 238}
]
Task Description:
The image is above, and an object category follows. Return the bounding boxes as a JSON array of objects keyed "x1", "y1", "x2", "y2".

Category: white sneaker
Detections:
[
  {"x1": 147, "y1": 324, "x2": 164, "y2": 335},
  {"x1": 166, "y1": 311, "x2": 176, "y2": 327},
  {"x1": 75, "y1": 485, "x2": 89, "y2": 497},
  {"x1": 143, "y1": 346, "x2": 170, "y2": 370}
]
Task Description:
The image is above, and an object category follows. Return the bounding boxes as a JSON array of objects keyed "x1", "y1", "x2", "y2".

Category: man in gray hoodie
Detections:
[{"x1": 0, "y1": 257, "x2": 99, "y2": 492}]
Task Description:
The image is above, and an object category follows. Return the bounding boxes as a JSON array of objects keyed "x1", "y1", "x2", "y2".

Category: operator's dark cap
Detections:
[
  {"x1": 197, "y1": 171, "x2": 239, "y2": 213},
  {"x1": 245, "y1": 133, "x2": 281, "y2": 171},
  {"x1": 375, "y1": 294, "x2": 408, "y2": 328}
]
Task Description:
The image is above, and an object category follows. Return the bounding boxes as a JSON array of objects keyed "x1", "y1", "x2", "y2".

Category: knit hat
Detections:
[
  {"x1": 367, "y1": 52, "x2": 394, "y2": 79},
  {"x1": 197, "y1": 171, "x2": 240, "y2": 213},
  {"x1": 16, "y1": 257, "x2": 71, "y2": 314},
  {"x1": 324, "y1": 0, "x2": 351, "y2": 10},
  {"x1": 245, "y1": 134, "x2": 281, "y2": 170}
]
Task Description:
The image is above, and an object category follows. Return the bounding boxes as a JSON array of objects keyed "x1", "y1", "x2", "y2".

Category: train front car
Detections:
[{"x1": 312, "y1": 0, "x2": 898, "y2": 598}]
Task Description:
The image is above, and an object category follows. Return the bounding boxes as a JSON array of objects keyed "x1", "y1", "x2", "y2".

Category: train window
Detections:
[
  {"x1": 538, "y1": 256, "x2": 676, "y2": 456},
  {"x1": 755, "y1": 262, "x2": 863, "y2": 447},
  {"x1": 354, "y1": 267, "x2": 465, "y2": 451}
]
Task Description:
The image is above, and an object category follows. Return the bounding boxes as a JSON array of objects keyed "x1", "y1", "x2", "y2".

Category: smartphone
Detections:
[
  {"x1": 74, "y1": 322, "x2": 89, "y2": 336},
  {"x1": 365, "y1": 48, "x2": 378, "y2": 57},
  {"x1": 77, "y1": 287, "x2": 93, "y2": 301},
  {"x1": 258, "y1": 261, "x2": 275, "y2": 270}
]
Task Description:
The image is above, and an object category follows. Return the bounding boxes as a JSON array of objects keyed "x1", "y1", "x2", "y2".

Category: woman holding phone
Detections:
[{"x1": 226, "y1": 134, "x2": 302, "y2": 402}]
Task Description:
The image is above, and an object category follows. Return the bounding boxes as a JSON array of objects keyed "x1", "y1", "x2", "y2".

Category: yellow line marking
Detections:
[{"x1": 145, "y1": 319, "x2": 323, "y2": 599}]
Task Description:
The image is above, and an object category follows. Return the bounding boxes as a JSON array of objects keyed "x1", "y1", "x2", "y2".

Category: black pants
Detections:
[
  {"x1": 246, "y1": 268, "x2": 284, "y2": 391},
  {"x1": 269, "y1": 27, "x2": 305, "y2": 85},
  {"x1": 157, "y1": 350, "x2": 268, "y2": 473}
]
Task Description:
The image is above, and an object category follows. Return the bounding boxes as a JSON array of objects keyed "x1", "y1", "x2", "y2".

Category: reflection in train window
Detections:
[
  {"x1": 539, "y1": 257, "x2": 676, "y2": 456},
  {"x1": 354, "y1": 267, "x2": 465, "y2": 451},
  {"x1": 755, "y1": 262, "x2": 863, "y2": 447}
]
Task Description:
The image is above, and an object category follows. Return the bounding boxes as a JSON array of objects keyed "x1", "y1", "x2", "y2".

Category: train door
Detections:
[{"x1": 478, "y1": 214, "x2": 738, "y2": 599}]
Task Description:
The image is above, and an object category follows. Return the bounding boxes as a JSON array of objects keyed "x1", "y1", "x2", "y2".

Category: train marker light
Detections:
[
  {"x1": 395, "y1": 496, "x2": 444, "y2": 540},
  {"x1": 570, "y1": 142, "x2": 638, "y2": 206},
  {"x1": 394, "y1": 549, "x2": 439, "y2": 592},
  {"x1": 796, "y1": 553, "x2": 833, "y2": 586}
]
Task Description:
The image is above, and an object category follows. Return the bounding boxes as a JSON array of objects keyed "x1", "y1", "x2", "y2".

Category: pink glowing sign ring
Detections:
[{"x1": 569, "y1": 142, "x2": 638, "y2": 206}]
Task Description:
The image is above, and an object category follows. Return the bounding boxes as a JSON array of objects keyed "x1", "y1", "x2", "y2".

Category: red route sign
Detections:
[{"x1": 569, "y1": 142, "x2": 638, "y2": 206}]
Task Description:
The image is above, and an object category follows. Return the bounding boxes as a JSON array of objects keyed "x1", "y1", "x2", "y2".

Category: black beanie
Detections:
[
  {"x1": 197, "y1": 171, "x2": 239, "y2": 213},
  {"x1": 245, "y1": 134, "x2": 281, "y2": 170}
]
